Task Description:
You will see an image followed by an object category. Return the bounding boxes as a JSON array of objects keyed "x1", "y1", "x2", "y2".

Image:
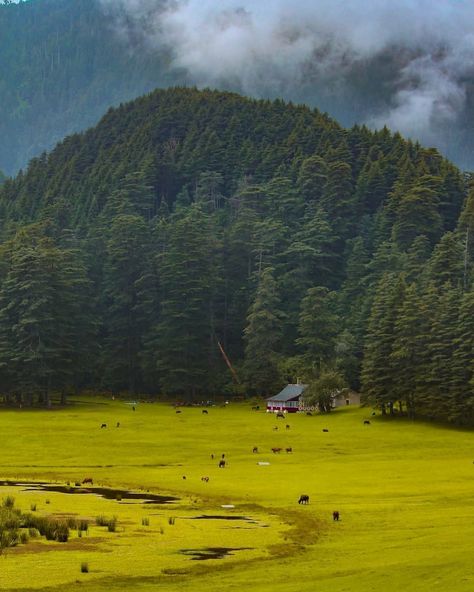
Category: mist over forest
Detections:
[{"x1": 2, "y1": 0, "x2": 474, "y2": 175}]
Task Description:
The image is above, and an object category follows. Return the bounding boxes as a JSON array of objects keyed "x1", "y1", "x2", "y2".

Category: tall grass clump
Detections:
[
  {"x1": 0, "y1": 497, "x2": 27, "y2": 552},
  {"x1": 22, "y1": 514, "x2": 70, "y2": 542},
  {"x1": 95, "y1": 515, "x2": 117, "y2": 532}
]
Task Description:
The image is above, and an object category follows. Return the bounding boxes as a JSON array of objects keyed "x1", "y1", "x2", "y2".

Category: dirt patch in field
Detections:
[
  {"x1": 7, "y1": 538, "x2": 104, "y2": 555},
  {"x1": 0, "y1": 481, "x2": 178, "y2": 504}
]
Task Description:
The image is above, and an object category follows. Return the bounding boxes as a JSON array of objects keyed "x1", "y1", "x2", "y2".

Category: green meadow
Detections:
[{"x1": 0, "y1": 398, "x2": 472, "y2": 592}]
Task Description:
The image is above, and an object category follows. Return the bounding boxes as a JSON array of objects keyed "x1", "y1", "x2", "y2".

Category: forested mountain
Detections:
[
  {"x1": 0, "y1": 0, "x2": 179, "y2": 175},
  {"x1": 0, "y1": 87, "x2": 472, "y2": 424},
  {"x1": 2, "y1": 0, "x2": 474, "y2": 177}
]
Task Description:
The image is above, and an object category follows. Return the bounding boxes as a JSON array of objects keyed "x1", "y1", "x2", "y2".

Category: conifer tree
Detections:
[
  {"x1": 243, "y1": 267, "x2": 284, "y2": 395},
  {"x1": 156, "y1": 205, "x2": 220, "y2": 397},
  {"x1": 392, "y1": 177, "x2": 442, "y2": 249},
  {"x1": 296, "y1": 286, "x2": 339, "y2": 376},
  {"x1": 102, "y1": 214, "x2": 152, "y2": 393},
  {"x1": 361, "y1": 273, "x2": 405, "y2": 413}
]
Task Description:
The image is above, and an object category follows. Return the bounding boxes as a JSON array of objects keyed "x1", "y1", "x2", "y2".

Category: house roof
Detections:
[{"x1": 267, "y1": 384, "x2": 308, "y2": 402}]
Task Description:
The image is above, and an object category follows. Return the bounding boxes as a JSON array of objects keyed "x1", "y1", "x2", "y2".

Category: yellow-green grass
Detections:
[{"x1": 0, "y1": 398, "x2": 472, "y2": 592}]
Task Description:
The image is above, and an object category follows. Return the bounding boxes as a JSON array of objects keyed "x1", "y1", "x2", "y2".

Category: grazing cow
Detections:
[
  {"x1": 82, "y1": 478, "x2": 93, "y2": 485},
  {"x1": 201, "y1": 476, "x2": 210, "y2": 482},
  {"x1": 364, "y1": 420, "x2": 371, "y2": 425},
  {"x1": 202, "y1": 409, "x2": 208, "y2": 414},
  {"x1": 176, "y1": 410, "x2": 182, "y2": 414},
  {"x1": 276, "y1": 412, "x2": 285, "y2": 418},
  {"x1": 286, "y1": 424, "x2": 290, "y2": 430},
  {"x1": 333, "y1": 511, "x2": 340, "y2": 521},
  {"x1": 322, "y1": 428, "x2": 329, "y2": 432},
  {"x1": 253, "y1": 447, "x2": 258, "y2": 453},
  {"x1": 100, "y1": 423, "x2": 107, "y2": 428},
  {"x1": 271, "y1": 447, "x2": 282, "y2": 453},
  {"x1": 218, "y1": 460, "x2": 226, "y2": 468},
  {"x1": 298, "y1": 495, "x2": 309, "y2": 505},
  {"x1": 286, "y1": 447, "x2": 292, "y2": 453}
]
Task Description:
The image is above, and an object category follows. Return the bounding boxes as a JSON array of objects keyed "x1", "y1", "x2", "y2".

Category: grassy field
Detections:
[{"x1": 0, "y1": 398, "x2": 472, "y2": 592}]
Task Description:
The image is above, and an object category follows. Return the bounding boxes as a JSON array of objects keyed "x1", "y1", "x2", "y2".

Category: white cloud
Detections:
[{"x1": 100, "y1": 0, "x2": 474, "y2": 149}]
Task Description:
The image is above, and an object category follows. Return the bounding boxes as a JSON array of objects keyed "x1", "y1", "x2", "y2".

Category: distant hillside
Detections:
[
  {"x1": 0, "y1": 87, "x2": 473, "y2": 423},
  {"x1": 0, "y1": 0, "x2": 181, "y2": 175}
]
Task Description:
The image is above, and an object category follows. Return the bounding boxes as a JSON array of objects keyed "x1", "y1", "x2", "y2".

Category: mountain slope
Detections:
[{"x1": 0, "y1": 87, "x2": 472, "y2": 424}]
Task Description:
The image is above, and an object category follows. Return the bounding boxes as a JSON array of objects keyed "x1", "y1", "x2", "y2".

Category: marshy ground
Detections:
[{"x1": 0, "y1": 398, "x2": 472, "y2": 591}]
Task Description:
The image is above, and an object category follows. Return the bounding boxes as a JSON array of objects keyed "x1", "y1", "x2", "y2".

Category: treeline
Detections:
[{"x1": 0, "y1": 87, "x2": 472, "y2": 424}]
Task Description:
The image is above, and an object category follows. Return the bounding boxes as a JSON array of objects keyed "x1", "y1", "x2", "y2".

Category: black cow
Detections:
[
  {"x1": 298, "y1": 494, "x2": 309, "y2": 504},
  {"x1": 100, "y1": 423, "x2": 107, "y2": 428},
  {"x1": 116, "y1": 422, "x2": 120, "y2": 428},
  {"x1": 201, "y1": 476, "x2": 210, "y2": 482},
  {"x1": 286, "y1": 424, "x2": 290, "y2": 430},
  {"x1": 176, "y1": 410, "x2": 182, "y2": 414},
  {"x1": 364, "y1": 420, "x2": 371, "y2": 425},
  {"x1": 271, "y1": 447, "x2": 282, "y2": 453},
  {"x1": 322, "y1": 428, "x2": 329, "y2": 432},
  {"x1": 333, "y1": 511, "x2": 340, "y2": 521},
  {"x1": 202, "y1": 409, "x2": 208, "y2": 414},
  {"x1": 286, "y1": 447, "x2": 292, "y2": 453},
  {"x1": 218, "y1": 460, "x2": 226, "y2": 468},
  {"x1": 253, "y1": 447, "x2": 258, "y2": 453}
]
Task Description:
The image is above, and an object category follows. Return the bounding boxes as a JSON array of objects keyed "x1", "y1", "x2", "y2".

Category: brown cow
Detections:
[{"x1": 271, "y1": 447, "x2": 282, "y2": 453}]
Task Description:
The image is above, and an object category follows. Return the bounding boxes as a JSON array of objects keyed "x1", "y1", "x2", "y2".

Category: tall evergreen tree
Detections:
[{"x1": 243, "y1": 267, "x2": 284, "y2": 395}]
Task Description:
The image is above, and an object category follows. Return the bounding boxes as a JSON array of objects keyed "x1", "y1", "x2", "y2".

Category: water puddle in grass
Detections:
[
  {"x1": 0, "y1": 481, "x2": 178, "y2": 504},
  {"x1": 190, "y1": 515, "x2": 257, "y2": 523},
  {"x1": 180, "y1": 547, "x2": 253, "y2": 560}
]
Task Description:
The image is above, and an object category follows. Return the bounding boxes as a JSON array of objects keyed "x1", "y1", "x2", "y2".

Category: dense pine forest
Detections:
[{"x1": 0, "y1": 87, "x2": 473, "y2": 424}]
